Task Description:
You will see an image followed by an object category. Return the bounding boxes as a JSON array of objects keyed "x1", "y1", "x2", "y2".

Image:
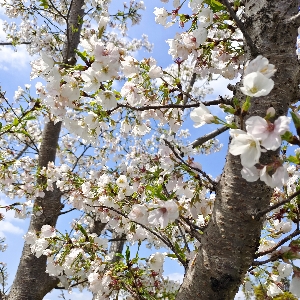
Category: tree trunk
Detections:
[
  {"x1": 176, "y1": 1, "x2": 299, "y2": 299},
  {"x1": 7, "y1": 1, "x2": 85, "y2": 299}
]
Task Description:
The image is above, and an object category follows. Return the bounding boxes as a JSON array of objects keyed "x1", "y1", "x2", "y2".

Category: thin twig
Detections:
[
  {"x1": 55, "y1": 279, "x2": 87, "y2": 289},
  {"x1": 163, "y1": 139, "x2": 216, "y2": 189},
  {"x1": 254, "y1": 229, "x2": 300, "y2": 259},
  {"x1": 0, "y1": 42, "x2": 31, "y2": 46},
  {"x1": 59, "y1": 208, "x2": 76, "y2": 216},
  {"x1": 14, "y1": 144, "x2": 29, "y2": 160},
  {"x1": 190, "y1": 126, "x2": 229, "y2": 148},
  {"x1": 178, "y1": 218, "x2": 202, "y2": 242},
  {"x1": 91, "y1": 204, "x2": 188, "y2": 268},
  {"x1": 220, "y1": 0, "x2": 259, "y2": 56},
  {"x1": 183, "y1": 72, "x2": 197, "y2": 106},
  {"x1": 255, "y1": 189, "x2": 300, "y2": 220},
  {"x1": 176, "y1": 220, "x2": 190, "y2": 253}
]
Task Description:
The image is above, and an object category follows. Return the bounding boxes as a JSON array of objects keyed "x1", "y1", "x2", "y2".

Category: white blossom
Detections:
[
  {"x1": 148, "y1": 252, "x2": 165, "y2": 273},
  {"x1": 290, "y1": 274, "x2": 300, "y2": 297},
  {"x1": 229, "y1": 130, "x2": 261, "y2": 168},
  {"x1": 240, "y1": 72, "x2": 274, "y2": 97},
  {"x1": 95, "y1": 90, "x2": 117, "y2": 110},
  {"x1": 190, "y1": 104, "x2": 214, "y2": 127},
  {"x1": 128, "y1": 204, "x2": 149, "y2": 225},
  {"x1": 148, "y1": 200, "x2": 179, "y2": 228},
  {"x1": 246, "y1": 116, "x2": 290, "y2": 151},
  {"x1": 40, "y1": 225, "x2": 56, "y2": 238},
  {"x1": 153, "y1": 7, "x2": 169, "y2": 26},
  {"x1": 244, "y1": 55, "x2": 276, "y2": 78}
]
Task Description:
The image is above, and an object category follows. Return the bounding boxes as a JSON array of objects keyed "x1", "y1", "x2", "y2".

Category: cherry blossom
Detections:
[
  {"x1": 95, "y1": 90, "x2": 117, "y2": 110},
  {"x1": 290, "y1": 273, "x2": 300, "y2": 297},
  {"x1": 153, "y1": 7, "x2": 169, "y2": 26},
  {"x1": 260, "y1": 164, "x2": 289, "y2": 188},
  {"x1": 267, "y1": 282, "x2": 283, "y2": 297},
  {"x1": 190, "y1": 104, "x2": 214, "y2": 127},
  {"x1": 240, "y1": 72, "x2": 274, "y2": 97},
  {"x1": 148, "y1": 200, "x2": 179, "y2": 229},
  {"x1": 40, "y1": 225, "x2": 56, "y2": 239},
  {"x1": 246, "y1": 115, "x2": 290, "y2": 150},
  {"x1": 244, "y1": 55, "x2": 276, "y2": 78},
  {"x1": 241, "y1": 166, "x2": 260, "y2": 182},
  {"x1": 229, "y1": 130, "x2": 262, "y2": 168},
  {"x1": 148, "y1": 252, "x2": 165, "y2": 273},
  {"x1": 128, "y1": 204, "x2": 149, "y2": 225}
]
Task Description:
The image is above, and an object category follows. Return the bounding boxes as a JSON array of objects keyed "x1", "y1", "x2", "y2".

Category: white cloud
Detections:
[
  {"x1": 205, "y1": 75, "x2": 239, "y2": 100},
  {"x1": 0, "y1": 198, "x2": 26, "y2": 237},
  {"x1": 0, "y1": 198, "x2": 24, "y2": 222},
  {"x1": 165, "y1": 272, "x2": 184, "y2": 282},
  {"x1": 0, "y1": 20, "x2": 31, "y2": 71},
  {"x1": 45, "y1": 289, "x2": 92, "y2": 300},
  {"x1": 0, "y1": 220, "x2": 24, "y2": 237}
]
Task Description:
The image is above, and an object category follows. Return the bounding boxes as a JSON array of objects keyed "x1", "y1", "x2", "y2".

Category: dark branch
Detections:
[
  {"x1": 183, "y1": 72, "x2": 197, "y2": 106},
  {"x1": 190, "y1": 126, "x2": 229, "y2": 148},
  {"x1": 163, "y1": 139, "x2": 216, "y2": 189},
  {"x1": 255, "y1": 189, "x2": 300, "y2": 220},
  {"x1": 220, "y1": 0, "x2": 259, "y2": 56},
  {"x1": 108, "y1": 98, "x2": 232, "y2": 114},
  {"x1": 0, "y1": 42, "x2": 31, "y2": 46},
  {"x1": 91, "y1": 204, "x2": 188, "y2": 268},
  {"x1": 254, "y1": 229, "x2": 300, "y2": 260},
  {"x1": 59, "y1": 208, "x2": 76, "y2": 216}
]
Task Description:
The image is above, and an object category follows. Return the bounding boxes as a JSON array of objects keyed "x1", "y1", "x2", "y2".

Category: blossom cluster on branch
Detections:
[{"x1": 0, "y1": 0, "x2": 300, "y2": 299}]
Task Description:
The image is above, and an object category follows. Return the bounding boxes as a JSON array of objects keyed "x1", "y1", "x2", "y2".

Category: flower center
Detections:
[
  {"x1": 249, "y1": 86, "x2": 258, "y2": 94},
  {"x1": 267, "y1": 122, "x2": 275, "y2": 132},
  {"x1": 160, "y1": 207, "x2": 167, "y2": 214}
]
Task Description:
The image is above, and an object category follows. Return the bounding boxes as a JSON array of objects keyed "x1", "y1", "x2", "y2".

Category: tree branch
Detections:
[
  {"x1": 183, "y1": 72, "x2": 197, "y2": 106},
  {"x1": 220, "y1": 0, "x2": 259, "y2": 56},
  {"x1": 163, "y1": 139, "x2": 216, "y2": 189},
  {"x1": 286, "y1": 12, "x2": 300, "y2": 26},
  {"x1": 0, "y1": 42, "x2": 31, "y2": 46},
  {"x1": 91, "y1": 204, "x2": 188, "y2": 268},
  {"x1": 255, "y1": 189, "x2": 300, "y2": 220},
  {"x1": 254, "y1": 229, "x2": 300, "y2": 260},
  {"x1": 190, "y1": 126, "x2": 229, "y2": 148}
]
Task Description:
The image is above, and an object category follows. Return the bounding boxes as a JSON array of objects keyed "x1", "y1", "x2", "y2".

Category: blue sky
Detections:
[{"x1": 0, "y1": 1, "x2": 243, "y2": 299}]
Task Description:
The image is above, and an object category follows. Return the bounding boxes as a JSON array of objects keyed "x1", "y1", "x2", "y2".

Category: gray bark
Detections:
[
  {"x1": 176, "y1": 1, "x2": 299, "y2": 299},
  {"x1": 7, "y1": 1, "x2": 85, "y2": 299}
]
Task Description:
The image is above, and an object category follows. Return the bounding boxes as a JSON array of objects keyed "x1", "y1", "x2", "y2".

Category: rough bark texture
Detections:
[
  {"x1": 176, "y1": 1, "x2": 300, "y2": 300},
  {"x1": 7, "y1": 1, "x2": 85, "y2": 299}
]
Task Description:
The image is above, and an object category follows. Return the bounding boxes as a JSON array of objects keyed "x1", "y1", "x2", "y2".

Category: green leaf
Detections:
[
  {"x1": 15, "y1": 130, "x2": 30, "y2": 137},
  {"x1": 167, "y1": 253, "x2": 178, "y2": 259},
  {"x1": 125, "y1": 246, "x2": 130, "y2": 262},
  {"x1": 233, "y1": 97, "x2": 240, "y2": 108},
  {"x1": 291, "y1": 111, "x2": 300, "y2": 128},
  {"x1": 76, "y1": 224, "x2": 89, "y2": 240},
  {"x1": 13, "y1": 118, "x2": 19, "y2": 126},
  {"x1": 74, "y1": 49, "x2": 89, "y2": 64},
  {"x1": 205, "y1": 0, "x2": 225, "y2": 12},
  {"x1": 174, "y1": 241, "x2": 186, "y2": 261},
  {"x1": 39, "y1": 0, "x2": 49, "y2": 9},
  {"x1": 291, "y1": 111, "x2": 300, "y2": 137},
  {"x1": 242, "y1": 96, "x2": 251, "y2": 113},
  {"x1": 287, "y1": 155, "x2": 300, "y2": 164},
  {"x1": 281, "y1": 131, "x2": 294, "y2": 143},
  {"x1": 219, "y1": 104, "x2": 235, "y2": 114},
  {"x1": 24, "y1": 115, "x2": 36, "y2": 121}
]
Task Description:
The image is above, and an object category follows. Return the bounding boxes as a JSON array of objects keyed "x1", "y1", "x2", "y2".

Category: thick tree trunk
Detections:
[
  {"x1": 176, "y1": 1, "x2": 299, "y2": 300},
  {"x1": 7, "y1": 1, "x2": 84, "y2": 299}
]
